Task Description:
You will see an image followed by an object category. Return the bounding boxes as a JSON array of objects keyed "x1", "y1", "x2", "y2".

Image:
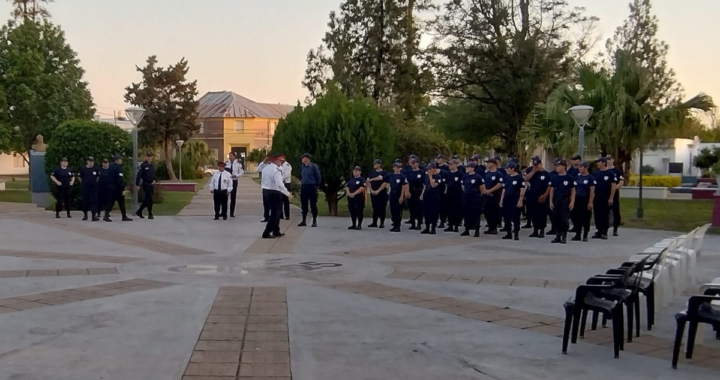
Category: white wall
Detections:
[{"x1": 0, "y1": 153, "x2": 29, "y2": 176}]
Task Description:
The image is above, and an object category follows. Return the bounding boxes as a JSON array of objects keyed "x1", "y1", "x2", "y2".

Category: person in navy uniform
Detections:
[
  {"x1": 406, "y1": 157, "x2": 425, "y2": 230},
  {"x1": 549, "y1": 159, "x2": 575, "y2": 244},
  {"x1": 592, "y1": 157, "x2": 618, "y2": 239},
  {"x1": 483, "y1": 157, "x2": 503, "y2": 234},
  {"x1": 97, "y1": 159, "x2": 113, "y2": 222},
  {"x1": 453, "y1": 154, "x2": 466, "y2": 174},
  {"x1": 366, "y1": 159, "x2": 389, "y2": 228},
  {"x1": 606, "y1": 155, "x2": 624, "y2": 236},
  {"x1": 78, "y1": 156, "x2": 99, "y2": 221},
  {"x1": 346, "y1": 166, "x2": 367, "y2": 230},
  {"x1": 135, "y1": 152, "x2": 156, "y2": 219},
  {"x1": 50, "y1": 157, "x2": 75, "y2": 219},
  {"x1": 494, "y1": 156, "x2": 506, "y2": 176},
  {"x1": 461, "y1": 162, "x2": 485, "y2": 237},
  {"x1": 520, "y1": 164, "x2": 531, "y2": 229},
  {"x1": 385, "y1": 162, "x2": 408, "y2": 232},
  {"x1": 523, "y1": 155, "x2": 551, "y2": 238},
  {"x1": 108, "y1": 154, "x2": 132, "y2": 222},
  {"x1": 435, "y1": 155, "x2": 451, "y2": 229},
  {"x1": 499, "y1": 162, "x2": 525, "y2": 240},
  {"x1": 420, "y1": 162, "x2": 442, "y2": 234},
  {"x1": 435, "y1": 154, "x2": 449, "y2": 172},
  {"x1": 568, "y1": 155, "x2": 581, "y2": 178},
  {"x1": 299, "y1": 153, "x2": 321, "y2": 227},
  {"x1": 444, "y1": 159, "x2": 464, "y2": 233},
  {"x1": 571, "y1": 162, "x2": 595, "y2": 242},
  {"x1": 546, "y1": 161, "x2": 560, "y2": 236}
]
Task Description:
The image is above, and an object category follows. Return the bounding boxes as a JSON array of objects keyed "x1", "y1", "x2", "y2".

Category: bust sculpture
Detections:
[{"x1": 31, "y1": 135, "x2": 47, "y2": 152}]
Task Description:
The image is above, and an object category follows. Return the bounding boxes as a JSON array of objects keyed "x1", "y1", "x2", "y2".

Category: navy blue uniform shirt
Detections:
[
  {"x1": 484, "y1": 170, "x2": 503, "y2": 192},
  {"x1": 568, "y1": 166, "x2": 579, "y2": 179},
  {"x1": 407, "y1": 169, "x2": 424, "y2": 190},
  {"x1": 462, "y1": 172, "x2": 484, "y2": 194},
  {"x1": 525, "y1": 168, "x2": 551, "y2": 196},
  {"x1": 575, "y1": 173, "x2": 595, "y2": 198},
  {"x1": 52, "y1": 167, "x2": 74, "y2": 188},
  {"x1": 385, "y1": 173, "x2": 407, "y2": 195},
  {"x1": 446, "y1": 170, "x2": 464, "y2": 193},
  {"x1": 423, "y1": 173, "x2": 443, "y2": 196},
  {"x1": 347, "y1": 176, "x2": 366, "y2": 194},
  {"x1": 79, "y1": 166, "x2": 98, "y2": 188},
  {"x1": 457, "y1": 165, "x2": 466, "y2": 174},
  {"x1": 98, "y1": 167, "x2": 111, "y2": 187},
  {"x1": 550, "y1": 173, "x2": 575, "y2": 199},
  {"x1": 109, "y1": 163, "x2": 124, "y2": 189},
  {"x1": 437, "y1": 163, "x2": 449, "y2": 172},
  {"x1": 610, "y1": 167, "x2": 625, "y2": 198},
  {"x1": 301, "y1": 163, "x2": 322, "y2": 185},
  {"x1": 137, "y1": 160, "x2": 156, "y2": 186},
  {"x1": 501, "y1": 174, "x2": 525, "y2": 200},
  {"x1": 368, "y1": 170, "x2": 388, "y2": 191},
  {"x1": 593, "y1": 169, "x2": 618, "y2": 198}
]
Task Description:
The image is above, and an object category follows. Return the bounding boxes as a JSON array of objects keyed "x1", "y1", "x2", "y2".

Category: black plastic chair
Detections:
[{"x1": 671, "y1": 286, "x2": 720, "y2": 369}]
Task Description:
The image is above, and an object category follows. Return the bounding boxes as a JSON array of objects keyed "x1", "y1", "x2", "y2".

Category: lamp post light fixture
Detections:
[
  {"x1": 568, "y1": 105, "x2": 594, "y2": 159},
  {"x1": 175, "y1": 139, "x2": 185, "y2": 181},
  {"x1": 125, "y1": 106, "x2": 146, "y2": 213}
]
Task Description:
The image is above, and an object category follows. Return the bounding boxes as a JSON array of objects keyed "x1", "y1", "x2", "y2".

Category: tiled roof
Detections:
[{"x1": 197, "y1": 91, "x2": 294, "y2": 119}]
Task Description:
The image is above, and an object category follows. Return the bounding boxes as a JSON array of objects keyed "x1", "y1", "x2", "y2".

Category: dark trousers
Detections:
[
  {"x1": 110, "y1": 189, "x2": 128, "y2": 217},
  {"x1": 389, "y1": 192, "x2": 403, "y2": 228},
  {"x1": 439, "y1": 191, "x2": 448, "y2": 224},
  {"x1": 484, "y1": 193, "x2": 501, "y2": 231},
  {"x1": 447, "y1": 191, "x2": 463, "y2": 227},
  {"x1": 502, "y1": 198, "x2": 522, "y2": 232},
  {"x1": 213, "y1": 189, "x2": 228, "y2": 218},
  {"x1": 571, "y1": 196, "x2": 592, "y2": 236},
  {"x1": 527, "y1": 198, "x2": 548, "y2": 230},
  {"x1": 262, "y1": 190, "x2": 270, "y2": 219},
  {"x1": 463, "y1": 192, "x2": 481, "y2": 230},
  {"x1": 594, "y1": 199, "x2": 610, "y2": 235},
  {"x1": 81, "y1": 186, "x2": 97, "y2": 214},
  {"x1": 370, "y1": 191, "x2": 388, "y2": 224},
  {"x1": 280, "y1": 183, "x2": 291, "y2": 219},
  {"x1": 348, "y1": 196, "x2": 365, "y2": 226},
  {"x1": 98, "y1": 186, "x2": 111, "y2": 214},
  {"x1": 139, "y1": 183, "x2": 153, "y2": 214},
  {"x1": 262, "y1": 189, "x2": 282, "y2": 236},
  {"x1": 611, "y1": 193, "x2": 621, "y2": 230},
  {"x1": 408, "y1": 188, "x2": 423, "y2": 226},
  {"x1": 300, "y1": 184, "x2": 318, "y2": 219},
  {"x1": 229, "y1": 180, "x2": 238, "y2": 216},
  {"x1": 422, "y1": 193, "x2": 440, "y2": 226},
  {"x1": 55, "y1": 187, "x2": 72, "y2": 214},
  {"x1": 552, "y1": 197, "x2": 571, "y2": 234}
]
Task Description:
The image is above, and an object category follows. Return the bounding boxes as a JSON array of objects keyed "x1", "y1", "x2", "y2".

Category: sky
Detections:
[{"x1": 0, "y1": 0, "x2": 717, "y2": 122}]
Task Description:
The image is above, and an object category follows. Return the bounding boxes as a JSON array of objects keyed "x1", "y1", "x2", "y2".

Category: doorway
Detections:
[{"x1": 230, "y1": 146, "x2": 248, "y2": 169}]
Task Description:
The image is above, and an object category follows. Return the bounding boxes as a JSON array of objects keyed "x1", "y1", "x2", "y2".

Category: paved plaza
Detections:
[{"x1": 0, "y1": 177, "x2": 718, "y2": 380}]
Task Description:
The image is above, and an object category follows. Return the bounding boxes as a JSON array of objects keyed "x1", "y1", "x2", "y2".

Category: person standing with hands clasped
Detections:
[
  {"x1": 483, "y1": 157, "x2": 503, "y2": 235},
  {"x1": 444, "y1": 159, "x2": 464, "y2": 233},
  {"x1": 210, "y1": 161, "x2": 233, "y2": 220},
  {"x1": 524, "y1": 155, "x2": 551, "y2": 238},
  {"x1": 461, "y1": 162, "x2": 485, "y2": 237},
  {"x1": 549, "y1": 159, "x2": 575, "y2": 244},
  {"x1": 225, "y1": 152, "x2": 244, "y2": 218},
  {"x1": 571, "y1": 162, "x2": 595, "y2": 242},
  {"x1": 499, "y1": 162, "x2": 525, "y2": 240},
  {"x1": 385, "y1": 162, "x2": 408, "y2": 232},
  {"x1": 78, "y1": 156, "x2": 99, "y2": 221},
  {"x1": 51, "y1": 157, "x2": 74, "y2": 219},
  {"x1": 346, "y1": 166, "x2": 367, "y2": 230},
  {"x1": 366, "y1": 159, "x2": 388, "y2": 228},
  {"x1": 135, "y1": 152, "x2": 156, "y2": 219}
]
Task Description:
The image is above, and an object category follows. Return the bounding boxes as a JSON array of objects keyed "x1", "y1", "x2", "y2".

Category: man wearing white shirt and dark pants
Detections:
[
  {"x1": 225, "y1": 152, "x2": 244, "y2": 217},
  {"x1": 210, "y1": 161, "x2": 234, "y2": 220},
  {"x1": 261, "y1": 153, "x2": 292, "y2": 239},
  {"x1": 257, "y1": 156, "x2": 271, "y2": 222},
  {"x1": 280, "y1": 160, "x2": 292, "y2": 220}
]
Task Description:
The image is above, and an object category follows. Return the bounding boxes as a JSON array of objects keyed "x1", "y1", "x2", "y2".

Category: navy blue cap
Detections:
[
  {"x1": 436, "y1": 154, "x2": 445, "y2": 159},
  {"x1": 470, "y1": 154, "x2": 479, "y2": 161},
  {"x1": 509, "y1": 157, "x2": 518, "y2": 163},
  {"x1": 86, "y1": 156, "x2": 94, "y2": 161},
  {"x1": 506, "y1": 162, "x2": 518, "y2": 169},
  {"x1": 409, "y1": 154, "x2": 418, "y2": 159},
  {"x1": 60, "y1": 157, "x2": 68, "y2": 162},
  {"x1": 596, "y1": 157, "x2": 608, "y2": 163},
  {"x1": 300, "y1": 153, "x2": 311, "y2": 159},
  {"x1": 451, "y1": 154, "x2": 460, "y2": 159},
  {"x1": 580, "y1": 161, "x2": 589, "y2": 168},
  {"x1": 468, "y1": 162, "x2": 478, "y2": 168},
  {"x1": 427, "y1": 162, "x2": 437, "y2": 169},
  {"x1": 410, "y1": 157, "x2": 418, "y2": 164},
  {"x1": 392, "y1": 162, "x2": 403, "y2": 168},
  {"x1": 353, "y1": 166, "x2": 361, "y2": 171},
  {"x1": 571, "y1": 155, "x2": 582, "y2": 161},
  {"x1": 373, "y1": 159, "x2": 382, "y2": 165},
  {"x1": 493, "y1": 155, "x2": 502, "y2": 161},
  {"x1": 112, "y1": 154, "x2": 122, "y2": 160},
  {"x1": 486, "y1": 158, "x2": 498, "y2": 164},
  {"x1": 555, "y1": 159, "x2": 567, "y2": 166}
]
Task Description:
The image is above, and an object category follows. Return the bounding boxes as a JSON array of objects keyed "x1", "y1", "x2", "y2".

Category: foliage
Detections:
[
  {"x1": 182, "y1": 139, "x2": 214, "y2": 168},
  {"x1": 247, "y1": 148, "x2": 268, "y2": 164},
  {"x1": 712, "y1": 161, "x2": 720, "y2": 174},
  {"x1": 693, "y1": 147, "x2": 720, "y2": 170},
  {"x1": 138, "y1": 183, "x2": 165, "y2": 204},
  {"x1": 155, "y1": 159, "x2": 204, "y2": 181},
  {"x1": 124, "y1": 56, "x2": 199, "y2": 180},
  {"x1": 393, "y1": 119, "x2": 449, "y2": 162},
  {"x1": 7, "y1": 0, "x2": 53, "y2": 21},
  {"x1": 272, "y1": 85, "x2": 395, "y2": 215},
  {"x1": 626, "y1": 175, "x2": 679, "y2": 187},
  {"x1": 0, "y1": 19, "x2": 94, "y2": 159},
  {"x1": 641, "y1": 165, "x2": 655, "y2": 174}
]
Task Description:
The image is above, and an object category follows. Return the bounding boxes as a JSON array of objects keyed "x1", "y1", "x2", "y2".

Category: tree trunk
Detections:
[
  {"x1": 326, "y1": 191, "x2": 338, "y2": 216},
  {"x1": 164, "y1": 139, "x2": 177, "y2": 180}
]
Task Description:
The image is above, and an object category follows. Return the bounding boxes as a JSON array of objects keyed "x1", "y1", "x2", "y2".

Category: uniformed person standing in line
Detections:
[
  {"x1": 606, "y1": 155, "x2": 624, "y2": 236},
  {"x1": 420, "y1": 162, "x2": 442, "y2": 234},
  {"x1": 366, "y1": 159, "x2": 388, "y2": 228},
  {"x1": 499, "y1": 162, "x2": 525, "y2": 240},
  {"x1": 461, "y1": 162, "x2": 485, "y2": 237},
  {"x1": 523, "y1": 155, "x2": 551, "y2": 238},
  {"x1": 482, "y1": 158, "x2": 503, "y2": 234},
  {"x1": 546, "y1": 162, "x2": 560, "y2": 236},
  {"x1": 444, "y1": 159, "x2": 464, "y2": 233},
  {"x1": 261, "y1": 154, "x2": 292, "y2": 239},
  {"x1": 520, "y1": 164, "x2": 532, "y2": 229},
  {"x1": 571, "y1": 162, "x2": 595, "y2": 242},
  {"x1": 298, "y1": 153, "x2": 321, "y2": 227},
  {"x1": 346, "y1": 166, "x2": 366, "y2": 230},
  {"x1": 549, "y1": 159, "x2": 575, "y2": 244},
  {"x1": 405, "y1": 157, "x2": 425, "y2": 230},
  {"x1": 135, "y1": 152, "x2": 156, "y2": 219},
  {"x1": 567, "y1": 155, "x2": 581, "y2": 233},
  {"x1": 210, "y1": 161, "x2": 234, "y2": 220},
  {"x1": 98, "y1": 159, "x2": 112, "y2": 222},
  {"x1": 454, "y1": 155, "x2": 466, "y2": 173},
  {"x1": 592, "y1": 157, "x2": 618, "y2": 240},
  {"x1": 225, "y1": 152, "x2": 244, "y2": 218},
  {"x1": 78, "y1": 156, "x2": 99, "y2": 221},
  {"x1": 108, "y1": 154, "x2": 132, "y2": 222},
  {"x1": 385, "y1": 162, "x2": 408, "y2": 232},
  {"x1": 435, "y1": 155, "x2": 450, "y2": 229},
  {"x1": 50, "y1": 157, "x2": 74, "y2": 219}
]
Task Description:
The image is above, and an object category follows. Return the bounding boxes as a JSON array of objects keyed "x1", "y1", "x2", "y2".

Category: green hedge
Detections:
[
  {"x1": 627, "y1": 175, "x2": 681, "y2": 188},
  {"x1": 156, "y1": 159, "x2": 204, "y2": 180}
]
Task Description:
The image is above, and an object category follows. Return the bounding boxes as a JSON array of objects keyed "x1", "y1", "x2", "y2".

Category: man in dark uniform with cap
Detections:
[
  {"x1": 546, "y1": 159, "x2": 561, "y2": 236},
  {"x1": 135, "y1": 152, "x2": 156, "y2": 219},
  {"x1": 405, "y1": 156, "x2": 425, "y2": 230},
  {"x1": 50, "y1": 157, "x2": 74, "y2": 219},
  {"x1": 524, "y1": 155, "x2": 551, "y2": 238},
  {"x1": 385, "y1": 162, "x2": 408, "y2": 232},
  {"x1": 549, "y1": 159, "x2": 575, "y2": 244},
  {"x1": 592, "y1": 157, "x2": 618, "y2": 240},
  {"x1": 366, "y1": 159, "x2": 389, "y2": 228},
  {"x1": 483, "y1": 157, "x2": 503, "y2": 234},
  {"x1": 567, "y1": 155, "x2": 582, "y2": 233},
  {"x1": 78, "y1": 156, "x2": 99, "y2": 221},
  {"x1": 606, "y1": 155, "x2": 624, "y2": 236},
  {"x1": 107, "y1": 154, "x2": 132, "y2": 222},
  {"x1": 299, "y1": 153, "x2": 321, "y2": 227},
  {"x1": 444, "y1": 159, "x2": 464, "y2": 233},
  {"x1": 461, "y1": 161, "x2": 484, "y2": 237},
  {"x1": 97, "y1": 159, "x2": 112, "y2": 222},
  {"x1": 499, "y1": 162, "x2": 525, "y2": 240},
  {"x1": 420, "y1": 162, "x2": 442, "y2": 234},
  {"x1": 435, "y1": 155, "x2": 450, "y2": 229},
  {"x1": 571, "y1": 161, "x2": 595, "y2": 242},
  {"x1": 346, "y1": 166, "x2": 367, "y2": 230},
  {"x1": 454, "y1": 154, "x2": 466, "y2": 174}
]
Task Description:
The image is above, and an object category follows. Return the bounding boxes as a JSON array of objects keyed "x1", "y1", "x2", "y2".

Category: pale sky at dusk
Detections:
[{"x1": 1, "y1": 0, "x2": 717, "y2": 121}]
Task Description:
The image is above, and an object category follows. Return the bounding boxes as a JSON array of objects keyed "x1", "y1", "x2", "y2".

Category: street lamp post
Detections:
[
  {"x1": 176, "y1": 139, "x2": 185, "y2": 181},
  {"x1": 125, "y1": 106, "x2": 146, "y2": 214},
  {"x1": 568, "y1": 105, "x2": 594, "y2": 158}
]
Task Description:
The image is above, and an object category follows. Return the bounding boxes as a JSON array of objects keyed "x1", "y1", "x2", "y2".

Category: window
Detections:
[
  {"x1": 198, "y1": 122, "x2": 204, "y2": 134},
  {"x1": 234, "y1": 120, "x2": 245, "y2": 133},
  {"x1": 210, "y1": 149, "x2": 219, "y2": 161},
  {"x1": 13, "y1": 154, "x2": 25, "y2": 168}
]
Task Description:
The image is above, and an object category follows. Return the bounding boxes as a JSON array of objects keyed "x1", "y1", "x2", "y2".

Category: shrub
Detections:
[
  {"x1": 641, "y1": 165, "x2": 655, "y2": 174},
  {"x1": 156, "y1": 158, "x2": 204, "y2": 180},
  {"x1": 627, "y1": 175, "x2": 681, "y2": 188},
  {"x1": 138, "y1": 182, "x2": 165, "y2": 204}
]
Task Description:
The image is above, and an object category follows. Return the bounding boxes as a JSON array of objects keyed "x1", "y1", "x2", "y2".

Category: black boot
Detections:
[
  {"x1": 368, "y1": 219, "x2": 378, "y2": 228},
  {"x1": 539, "y1": 230, "x2": 545, "y2": 238},
  {"x1": 82, "y1": 212, "x2": 88, "y2": 221},
  {"x1": 460, "y1": 229, "x2": 470, "y2": 236},
  {"x1": 356, "y1": 219, "x2": 363, "y2": 230},
  {"x1": 474, "y1": 229, "x2": 480, "y2": 238},
  {"x1": 312, "y1": 217, "x2": 317, "y2": 227},
  {"x1": 92, "y1": 214, "x2": 99, "y2": 222},
  {"x1": 148, "y1": 213, "x2": 154, "y2": 220},
  {"x1": 135, "y1": 209, "x2": 145, "y2": 219},
  {"x1": 613, "y1": 227, "x2": 619, "y2": 237},
  {"x1": 379, "y1": 221, "x2": 385, "y2": 228},
  {"x1": 551, "y1": 234, "x2": 561, "y2": 243},
  {"x1": 501, "y1": 231, "x2": 513, "y2": 240},
  {"x1": 583, "y1": 232, "x2": 589, "y2": 242},
  {"x1": 430, "y1": 225, "x2": 436, "y2": 235},
  {"x1": 421, "y1": 224, "x2": 430, "y2": 234},
  {"x1": 66, "y1": 212, "x2": 71, "y2": 218},
  {"x1": 513, "y1": 231, "x2": 519, "y2": 241},
  {"x1": 298, "y1": 215, "x2": 307, "y2": 227},
  {"x1": 55, "y1": 212, "x2": 60, "y2": 219},
  {"x1": 561, "y1": 233, "x2": 567, "y2": 244},
  {"x1": 404, "y1": 219, "x2": 413, "y2": 224},
  {"x1": 528, "y1": 229, "x2": 539, "y2": 238},
  {"x1": 103, "y1": 212, "x2": 112, "y2": 222}
]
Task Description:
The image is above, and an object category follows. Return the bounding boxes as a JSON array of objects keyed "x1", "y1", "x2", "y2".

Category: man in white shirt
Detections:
[
  {"x1": 257, "y1": 155, "x2": 271, "y2": 222},
  {"x1": 261, "y1": 153, "x2": 292, "y2": 239},
  {"x1": 279, "y1": 159, "x2": 292, "y2": 220},
  {"x1": 225, "y1": 152, "x2": 245, "y2": 218},
  {"x1": 210, "y1": 161, "x2": 234, "y2": 220}
]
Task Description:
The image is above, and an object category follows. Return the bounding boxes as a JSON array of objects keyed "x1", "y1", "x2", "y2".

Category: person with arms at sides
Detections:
[
  {"x1": 298, "y1": 153, "x2": 321, "y2": 227},
  {"x1": 567, "y1": 155, "x2": 582, "y2": 233},
  {"x1": 403, "y1": 154, "x2": 422, "y2": 225},
  {"x1": 461, "y1": 162, "x2": 485, "y2": 237},
  {"x1": 482, "y1": 157, "x2": 503, "y2": 235},
  {"x1": 499, "y1": 162, "x2": 525, "y2": 240},
  {"x1": 257, "y1": 155, "x2": 272, "y2": 222},
  {"x1": 549, "y1": 159, "x2": 575, "y2": 244},
  {"x1": 345, "y1": 166, "x2": 367, "y2": 230},
  {"x1": 571, "y1": 162, "x2": 595, "y2": 242},
  {"x1": 523, "y1": 155, "x2": 551, "y2": 238},
  {"x1": 51, "y1": 157, "x2": 74, "y2": 219},
  {"x1": 135, "y1": 152, "x2": 156, "y2": 219},
  {"x1": 435, "y1": 155, "x2": 450, "y2": 229},
  {"x1": 420, "y1": 162, "x2": 442, "y2": 235},
  {"x1": 225, "y1": 152, "x2": 245, "y2": 218},
  {"x1": 97, "y1": 159, "x2": 113, "y2": 222},
  {"x1": 385, "y1": 162, "x2": 408, "y2": 232},
  {"x1": 366, "y1": 159, "x2": 389, "y2": 228},
  {"x1": 107, "y1": 154, "x2": 132, "y2": 222},
  {"x1": 78, "y1": 156, "x2": 99, "y2": 221},
  {"x1": 606, "y1": 155, "x2": 624, "y2": 236},
  {"x1": 279, "y1": 156, "x2": 291, "y2": 220},
  {"x1": 520, "y1": 164, "x2": 532, "y2": 230},
  {"x1": 261, "y1": 153, "x2": 292, "y2": 239},
  {"x1": 444, "y1": 159, "x2": 464, "y2": 233},
  {"x1": 592, "y1": 157, "x2": 618, "y2": 240},
  {"x1": 405, "y1": 157, "x2": 425, "y2": 230},
  {"x1": 210, "y1": 161, "x2": 234, "y2": 220}
]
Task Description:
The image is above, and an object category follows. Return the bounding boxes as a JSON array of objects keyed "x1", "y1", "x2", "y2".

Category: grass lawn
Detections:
[
  {"x1": 3, "y1": 180, "x2": 29, "y2": 190},
  {"x1": 0, "y1": 190, "x2": 32, "y2": 203}
]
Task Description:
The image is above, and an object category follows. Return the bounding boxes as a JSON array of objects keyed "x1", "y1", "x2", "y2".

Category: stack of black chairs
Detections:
[{"x1": 671, "y1": 285, "x2": 720, "y2": 368}]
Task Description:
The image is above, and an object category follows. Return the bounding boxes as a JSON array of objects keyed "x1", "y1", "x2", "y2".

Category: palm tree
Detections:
[
  {"x1": 183, "y1": 140, "x2": 214, "y2": 168},
  {"x1": 8, "y1": 0, "x2": 53, "y2": 20}
]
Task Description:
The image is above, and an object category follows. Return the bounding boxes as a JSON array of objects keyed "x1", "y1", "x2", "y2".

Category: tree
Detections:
[
  {"x1": 0, "y1": 19, "x2": 94, "y2": 162},
  {"x1": 183, "y1": 139, "x2": 215, "y2": 168},
  {"x1": 8, "y1": 0, "x2": 53, "y2": 21},
  {"x1": 272, "y1": 85, "x2": 395, "y2": 215},
  {"x1": 124, "y1": 56, "x2": 199, "y2": 180},
  {"x1": 427, "y1": 0, "x2": 597, "y2": 156},
  {"x1": 247, "y1": 148, "x2": 268, "y2": 166}
]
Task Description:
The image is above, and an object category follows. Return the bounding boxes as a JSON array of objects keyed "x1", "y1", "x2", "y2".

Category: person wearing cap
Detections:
[
  {"x1": 405, "y1": 157, "x2": 425, "y2": 230},
  {"x1": 135, "y1": 152, "x2": 157, "y2": 219},
  {"x1": 225, "y1": 151, "x2": 245, "y2": 218},
  {"x1": 571, "y1": 162, "x2": 595, "y2": 242},
  {"x1": 385, "y1": 162, "x2": 408, "y2": 232},
  {"x1": 50, "y1": 157, "x2": 75, "y2": 219},
  {"x1": 452, "y1": 155, "x2": 466, "y2": 174},
  {"x1": 591, "y1": 157, "x2": 618, "y2": 239},
  {"x1": 435, "y1": 155, "x2": 449, "y2": 172},
  {"x1": 461, "y1": 162, "x2": 485, "y2": 237},
  {"x1": 210, "y1": 160, "x2": 234, "y2": 220},
  {"x1": 261, "y1": 153, "x2": 292, "y2": 238},
  {"x1": 419, "y1": 162, "x2": 443, "y2": 234},
  {"x1": 444, "y1": 159, "x2": 464, "y2": 233},
  {"x1": 499, "y1": 162, "x2": 525, "y2": 240},
  {"x1": 494, "y1": 156, "x2": 506, "y2": 176},
  {"x1": 97, "y1": 159, "x2": 113, "y2": 221},
  {"x1": 366, "y1": 159, "x2": 389, "y2": 228},
  {"x1": 107, "y1": 154, "x2": 132, "y2": 222},
  {"x1": 435, "y1": 155, "x2": 450, "y2": 229},
  {"x1": 545, "y1": 159, "x2": 563, "y2": 236},
  {"x1": 298, "y1": 153, "x2": 321, "y2": 227},
  {"x1": 482, "y1": 157, "x2": 503, "y2": 234},
  {"x1": 606, "y1": 155, "x2": 624, "y2": 236},
  {"x1": 569, "y1": 155, "x2": 581, "y2": 178},
  {"x1": 345, "y1": 166, "x2": 367, "y2": 230},
  {"x1": 78, "y1": 156, "x2": 99, "y2": 221},
  {"x1": 548, "y1": 159, "x2": 575, "y2": 244},
  {"x1": 523, "y1": 155, "x2": 551, "y2": 238}
]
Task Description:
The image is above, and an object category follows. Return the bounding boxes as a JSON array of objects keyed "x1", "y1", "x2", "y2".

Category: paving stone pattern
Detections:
[
  {"x1": 384, "y1": 255, "x2": 629, "y2": 269},
  {"x1": 244, "y1": 216, "x2": 304, "y2": 254},
  {"x1": 387, "y1": 269, "x2": 583, "y2": 289},
  {"x1": 0, "y1": 267, "x2": 119, "y2": 278},
  {"x1": 328, "y1": 237, "x2": 471, "y2": 258},
  {"x1": 0, "y1": 249, "x2": 140, "y2": 263}
]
